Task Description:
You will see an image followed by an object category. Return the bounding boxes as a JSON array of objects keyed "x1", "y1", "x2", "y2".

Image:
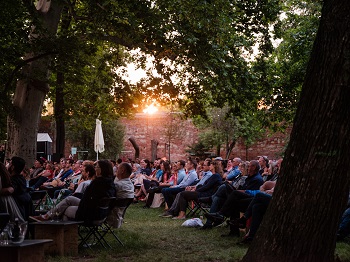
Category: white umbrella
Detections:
[{"x1": 94, "y1": 118, "x2": 105, "y2": 160}]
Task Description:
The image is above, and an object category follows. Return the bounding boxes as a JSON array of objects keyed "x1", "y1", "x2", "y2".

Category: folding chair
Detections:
[
  {"x1": 29, "y1": 190, "x2": 47, "y2": 213},
  {"x1": 78, "y1": 197, "x2": 116, "y2": 249},
  {"x1": 102, "y1": 198, "x2": 134, "y2": 246},
  {"x1": 0, "y1": 213, "x2": 10, "y2": 234},
  {"x1": 187, "y1": 199, "x2": 211, "y2": 217}
]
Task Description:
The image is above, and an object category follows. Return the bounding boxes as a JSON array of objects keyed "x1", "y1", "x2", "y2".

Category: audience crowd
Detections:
[{"x1": 1, "y1": 152, "x2": 349, "y2": 246}]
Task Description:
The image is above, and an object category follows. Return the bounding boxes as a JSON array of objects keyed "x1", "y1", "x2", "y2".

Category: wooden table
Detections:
[
  {"x1": 32, "y1": 221, "x2": 82, "y2": 256},
  {"x1": 0, "y1": 239, "x2": 52, "y2": 262}
]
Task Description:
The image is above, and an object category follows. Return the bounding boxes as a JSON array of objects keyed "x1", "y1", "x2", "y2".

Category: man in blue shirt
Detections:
[
  {"x1": 224, "y1": 158, "x2": 242, "y2": 181},
  {"x1": 176, "y1": 160, "x2": 186, "y2": 185}
]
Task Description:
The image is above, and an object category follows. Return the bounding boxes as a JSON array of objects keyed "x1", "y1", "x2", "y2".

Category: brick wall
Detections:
[
  {"x1": 120, "y1": 112, "x2": 200, "y2": 161},
  {"x1": 120, "y1": 112, "x2": 291, "y2": 162}
]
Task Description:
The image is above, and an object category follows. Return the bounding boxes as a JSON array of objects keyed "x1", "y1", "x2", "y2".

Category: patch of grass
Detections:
[{"x1": 47, "y1": 203, "x2": 350, "y2": 262}]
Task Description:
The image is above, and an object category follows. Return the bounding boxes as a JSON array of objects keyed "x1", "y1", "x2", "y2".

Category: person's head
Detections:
[
  {"x1": 94, "y1": 160, "x2": 114, "y2": 178},
  {"x1": 73, "y1": 161, "x2": 81, "y2": 171},
  {"x1": 248, "y1": 160, "x2": 260, "y2": 176},
  {"x1": 162, "y1": 161, "x2": 171, "y2": 174},
  {"x1": 117, "y1": 162, "x2": 133, "y2": 180},
  {"x1": 45, "y1": 163, "x2": 53, "y2": 171},
  {"x1": 34, "y1": 158, "x2": 44, "y2": 168},
  {"x1": 177, "y1": 160, "x2": 186, "y2": 170},
  {"x1": 239, "y1": 162, "x2": 248, "y2": 176},
  {"x1": 9, "y1": 156, "x2": 26, "y2": 175},
  {"x1": 258, "y1": 156, "x2": 269, "y2": 169},
  {"x1": 59, "y1": 158, "x2": 65, "y2": 166},
  {"x1": 140, "y1": 159, "x2": 151, "y2": 169},
  {"x1": 186, "y1": 158, "x2": 197, "y2": 171},
  {"x1": 226, "y1": 159, "x2": 233, "y2": 168},
  {"x1": 65, "y1": 159, "x2": 74, "y2": 169},
  {"x1": 83, "y1": 164, "x2": 96, "y2": 179},
  {"x1": 171, "y1": 162, "x2": 178, "y2": 172},
  {"x1": 232, "y1": 158, "x2": 242, "y2": 168},
  {"x1": 202, "y1": 159, "x2": 212, "y2": 172},
  {"x1": 132, "y1": 163, "x2": 141, "y2": 173},
  {"x1": 210, "y1": 160, "x2": 223, "y2": 176}
]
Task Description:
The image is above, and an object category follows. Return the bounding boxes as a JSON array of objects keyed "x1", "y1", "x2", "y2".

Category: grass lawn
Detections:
[{"x1": 47, "y1": 202, "x2": 350, "y2": 262}]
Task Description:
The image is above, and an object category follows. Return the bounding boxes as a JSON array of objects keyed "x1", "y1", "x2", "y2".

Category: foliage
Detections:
[
  {"x1": 0, "y1": 0, "x2": 32, "y2": 138},
  {"x1": 186, "y1": 141, "x2": 212, "y2": 159},
  {"x1": 256, "y1": 0, "x2": 322, "y2": 130},
  {"x1": 65, "y1": 115, "x2": 125, "y2": 160},
  {"x1": 190, "y1": 106, "x2": 264, "y2": 159}
]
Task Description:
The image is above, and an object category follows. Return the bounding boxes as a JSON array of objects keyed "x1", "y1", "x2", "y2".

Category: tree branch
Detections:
[{"x1": 4, "y1": 51, "x2": 57, "y2": 94}]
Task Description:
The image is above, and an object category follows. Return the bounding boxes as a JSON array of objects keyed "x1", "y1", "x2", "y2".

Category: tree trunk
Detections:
[
  {"x1": 55, "y1": 71, "x2": 65, "y2": 157},
  {"x1": 226, "y1": 140, "x2": 236, "y2": 159},
  {"x1": 129, "y1": 137, "x2": 140, "y2": 159},
  {"x1": 243, "y1": 2, "x2": 350, "y2": 262},
  {"x1": 151, "y1": 139, "x2": 158, "y2": 162},
  {"x1": 7, "y1": 0, "x2": 64, "y2": 166}
]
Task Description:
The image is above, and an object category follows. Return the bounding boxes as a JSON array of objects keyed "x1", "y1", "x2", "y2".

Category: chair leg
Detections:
[{"x1": 102, "y1": 223, "x2": 124, "y2": 246}]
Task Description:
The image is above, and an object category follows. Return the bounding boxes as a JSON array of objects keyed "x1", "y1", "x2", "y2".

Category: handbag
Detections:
[{"x1": 147, "y1": 186, "x2": 160, "y2": 194}]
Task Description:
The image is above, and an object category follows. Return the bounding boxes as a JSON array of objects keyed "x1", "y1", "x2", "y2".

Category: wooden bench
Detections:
[
  {"x1": 0, "y1": 239, "x2": 52, "y2": 262},
  {"x1": 32, "y1": 221, "x2": 82, "y2": 256}
]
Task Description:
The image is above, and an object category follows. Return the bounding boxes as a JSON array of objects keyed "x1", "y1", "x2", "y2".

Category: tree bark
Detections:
[
  {"x1": 55, "y1": 71, "x2": 65, "y2": 157},
  {"x1": 243, "y1": 2, "x2": 350, "y2": 262},
  {"x1": 129, "y1": 137, "x2": 140, "y2": 159},
  {"x1": 151, "y1": 139, "x2": 158, "y2": 162},
  {"x1": 7, "y1": 0, "x2": 64, "y2": 166}
]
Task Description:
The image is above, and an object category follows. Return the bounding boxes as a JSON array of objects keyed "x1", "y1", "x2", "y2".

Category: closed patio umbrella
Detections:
[{"x1": 94, "y1": 118, "x2": 105, "y2": 160}]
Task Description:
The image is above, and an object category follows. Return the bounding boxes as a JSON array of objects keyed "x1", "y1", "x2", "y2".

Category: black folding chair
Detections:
[
  {"x1": 101, "y1": 198, "x2": 134, "y2": 246},
  {"x1": 78, "y1": 197, "x2": 116, "y2": 249},
  {"x1": 187, "y1": 199, "x2": 211, "y2": 217},
  {"x1": 29, "y1": 190, "x2": 47, "y2": 213}
]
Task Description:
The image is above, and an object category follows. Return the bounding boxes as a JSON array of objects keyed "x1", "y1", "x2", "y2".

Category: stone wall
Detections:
[
  {"x1": 120, "y1": 112, "x2": 200, "y2": 162},
  {"x1": 120, "y1": 112, "x2": 291, "y2": 162}
]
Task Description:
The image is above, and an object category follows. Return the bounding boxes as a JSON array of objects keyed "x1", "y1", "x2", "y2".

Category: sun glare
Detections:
[{"x1": 143, "y1": 104, "x2": 158, "y2": 114}]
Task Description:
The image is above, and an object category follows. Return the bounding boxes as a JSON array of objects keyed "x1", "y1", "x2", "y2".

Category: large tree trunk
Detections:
[
  {"x1": 55, "y1": 71, "x2": 65, "y2": 157},
  {"x1": 7, "y1": 0, "x2": 64, "y2": 166},
  {"x1": 243, "y1": 2, "x2": 350, "y2": 262}
]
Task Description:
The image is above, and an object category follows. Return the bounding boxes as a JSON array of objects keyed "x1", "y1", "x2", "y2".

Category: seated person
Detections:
[
  {"x1": 134, "y1": 159, "x2": 163, "y2": 201},
  {"x1": 143, "y1": 161, "x2": 174, "y2": 208},
  {"x1": 107, "y1": 163, "x2": 135, "y2": 228},
  {"x1": 172, "y1": 160, "x2": 223, "y2": 219},
  {"x1": 233, "y1": 190, "x2": 275, "y2": 244},
  {"x1": 29, "y1": 162, "x2": 54, "y2": 190},
  {"x1": 129, "y1": 162, "x2": 142, "y2": 184},
  {"x1": 161, "y1": 158, "x2": 198, "y2": 208},
  {"x1": 223, "y1": 158, "x2": 242, "y2": 181},
  {"x1": 54, "y1": 162, "x2": 95, "y2": 200},
  {"x1": 41, "y1": 159, "x2": 74, "y2": 198},
  {"x1": 0, "y1": 162, "x2": 25, "y2": 222},
  {"x1": 30, "y1": 160, "x2": 116, "y2": 223},
  {"x1": 203, "y1": 160, "x2": 264, "y2": 232},
  {"x1": 8, "y1": 156, "x2": 34, "y2": 221}
]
